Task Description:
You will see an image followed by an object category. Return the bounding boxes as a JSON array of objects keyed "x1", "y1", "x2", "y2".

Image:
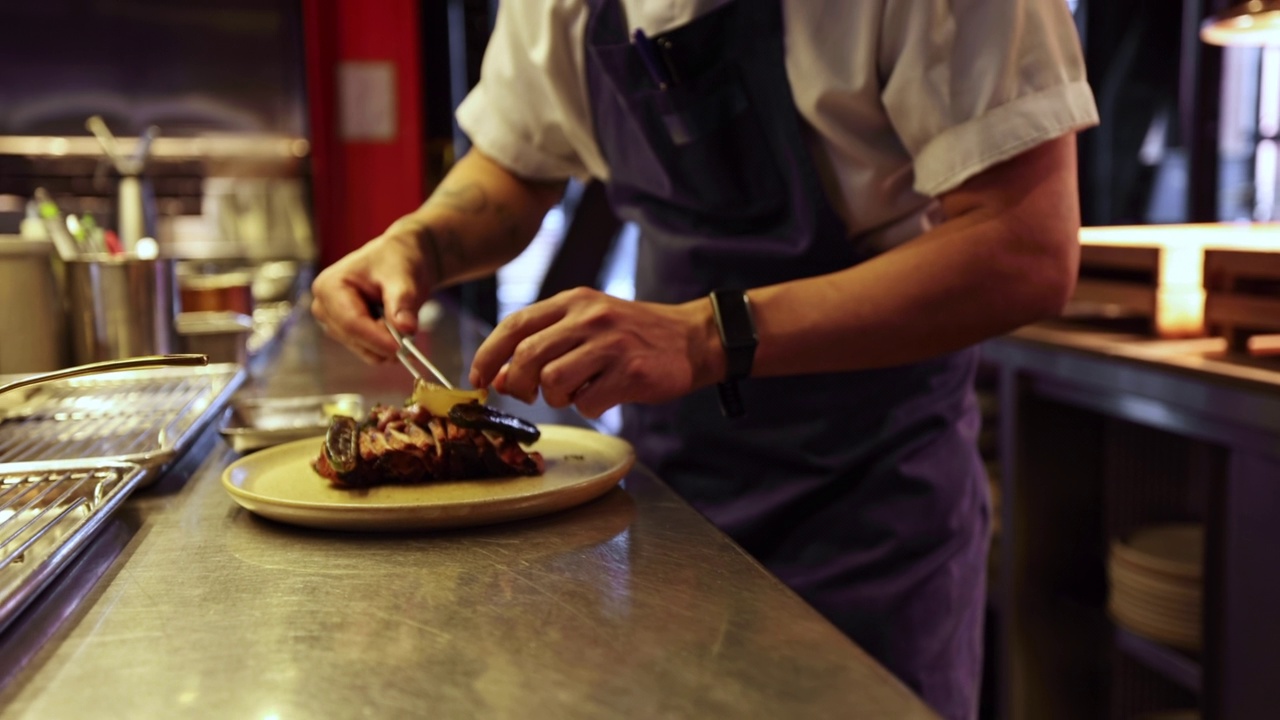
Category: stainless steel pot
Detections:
[{"x1": 64, "y1": 254, "x2": 179, "y2": 363}]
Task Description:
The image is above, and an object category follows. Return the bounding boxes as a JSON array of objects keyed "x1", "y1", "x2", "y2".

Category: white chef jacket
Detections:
[{"x1": 455, "y1": 0, "x2": 1100, "y2": 250}]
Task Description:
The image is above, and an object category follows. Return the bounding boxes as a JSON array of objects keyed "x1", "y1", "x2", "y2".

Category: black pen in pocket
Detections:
[
  {"x1": 657, "y1": 37, "x2": 683, "y2": 87},
  {"x1": 633, "y1": 28, "x2": 676, "y2": 90}
]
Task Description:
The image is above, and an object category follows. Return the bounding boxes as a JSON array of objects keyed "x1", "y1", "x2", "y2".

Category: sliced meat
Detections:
[{"x1": 312, "y1": 404, "x2": 543, "y2": 488}]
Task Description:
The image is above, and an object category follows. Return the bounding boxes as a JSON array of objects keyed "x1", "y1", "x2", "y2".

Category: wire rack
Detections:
[
  {"x1": 0, "y1": 461, "x2": 146, "y2": 634},
  {"x1": 0, "y1": 364, "x2": 244, "y2": 466},
  {"x1": 0, "y1": 363, "x2": 244, "y2": 634}
]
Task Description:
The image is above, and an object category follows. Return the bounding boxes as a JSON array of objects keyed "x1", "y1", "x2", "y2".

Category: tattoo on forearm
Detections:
[
  {"x1": 492, "y1": 203, "x2": 523, "y2": 249},
  {"x1": 421, "y1": 180, "x2": 534, "y2": 274},
  {"x1": 422, "y1": 226, "x2": 467, "y2": 283},
  {"x1": 429, "y1": 180, "x2": 523, "y2": 242},
  {"x1": 421, "y1": 227, "x2": 447, "y2": 285},
  {"x1": 429, "y1": 181, "x2": 489, "y2": 215}
]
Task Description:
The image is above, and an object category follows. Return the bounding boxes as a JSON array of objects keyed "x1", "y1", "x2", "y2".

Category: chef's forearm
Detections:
[
  {"x1": 745, "y1": 134, "x2": 1081, "y2": 377},
  {"x1": 388, "y1": 149, "x2": 566, "y2": 288}
]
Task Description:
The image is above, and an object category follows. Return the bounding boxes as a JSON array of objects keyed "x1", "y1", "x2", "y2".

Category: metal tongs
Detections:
[
  {"x1": 374, "y1": 305, "x2": 454, "y2": 389},
  {"x1": 0, "y1": 354, "x2": 208, "y2": 399}
]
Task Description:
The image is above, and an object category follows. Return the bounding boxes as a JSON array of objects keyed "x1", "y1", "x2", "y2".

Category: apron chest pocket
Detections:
[{"x1": 625, "y1": 63, "x2": 789, "y2": 227}]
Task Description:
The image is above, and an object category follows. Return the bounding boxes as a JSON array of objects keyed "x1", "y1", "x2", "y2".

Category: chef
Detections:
[{"x1": 310, "y1": 1, "x2": 1099, "y2": 717}]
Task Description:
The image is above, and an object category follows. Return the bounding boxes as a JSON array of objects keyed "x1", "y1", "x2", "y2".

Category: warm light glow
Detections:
[
  {"x1": 1258, "y1": 139, "x2": 1278, "y2": 220},
  {"x1": 1079, "y1": 223, "x2": 1280, "y2": 337},
  {"x1": 1201, "y1": 2, "x2": 1280, "y2": 46},
  {"x1": 134, "y1": 237, "x2": 159, "y2": 260},
  {"x1": 1261, "y1": 47, "x2": 1280, "y2": 137},
  {"x1": 1157, "y1": 245, "x2": 1208, "y2": 337}
]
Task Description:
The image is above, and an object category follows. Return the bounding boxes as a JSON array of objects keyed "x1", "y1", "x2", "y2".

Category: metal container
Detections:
[
  {"x1": 176, "y1": 311, "x2": 254, "y2": 365},
  {"x1": 179, "y1": 270, "x2": 255, "y2": 314},
  {"x1": 64, "y1": 255, "x2": 178, "y2": 364},
  {"x1": 0, "y1": 236, "x2": 68, "y2": 374},
  {"x1": 219, "y1": 393, "x2": 364, "y2": 452}
]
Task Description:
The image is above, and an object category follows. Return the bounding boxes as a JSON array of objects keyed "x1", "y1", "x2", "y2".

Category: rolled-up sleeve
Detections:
[
  {"x1": 454, "y1": 0, "x2": 597, "y2": 181},
  {"x1": 878, "y1": 0, "x2": 1100, "y2": 197}
]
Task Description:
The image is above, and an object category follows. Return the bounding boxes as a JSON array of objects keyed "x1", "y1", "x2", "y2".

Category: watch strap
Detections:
[
  {"x1": 709, "y1": 289, "x2": 758, "y2": 418},
  {"x1": 709, "y1": 290, "x2": 758, "y2": 380},
  {"x1": 716, "y1": 379, "x2": 745, "y2": 418}
]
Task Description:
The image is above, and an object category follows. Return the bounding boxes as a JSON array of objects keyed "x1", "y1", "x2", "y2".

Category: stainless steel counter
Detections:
[{"x1": 0, "y1": 301, "x2": 935, "y2": 719}]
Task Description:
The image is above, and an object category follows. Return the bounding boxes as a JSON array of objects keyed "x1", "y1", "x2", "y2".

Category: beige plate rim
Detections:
[{"x1": 220, "y1": 424, "x2": 635, "y2": 513}]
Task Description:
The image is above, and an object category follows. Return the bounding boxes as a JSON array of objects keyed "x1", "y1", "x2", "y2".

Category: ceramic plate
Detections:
[
  {"x1": 1108, "y1": 557, "x2": 1202, "y2": 604},
  {"x1": 221, "y1": 425, "x2": 635, "y2": 531},
  {"x1": 1109, "y1": 598, "x2": 1202, "y2": 651},
  {"x1": 1113, "y1": 524, "x2": 1204, "y2": 580}
]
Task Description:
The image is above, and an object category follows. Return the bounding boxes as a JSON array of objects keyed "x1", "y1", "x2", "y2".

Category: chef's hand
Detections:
[
  {"x1": 469, "y1": 287, "x2": 726, "y2": 419},
  {"x1": 311, "y1": 230, "x2": 433, "y2": 364}
]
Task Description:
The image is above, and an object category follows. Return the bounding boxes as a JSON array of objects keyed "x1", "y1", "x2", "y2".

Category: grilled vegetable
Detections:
[
  {"x1": 323, "y1": 415, "x2": 360, "y2": 476},
  {"x1": 448, "y1": 402, "x2": 541, "y2": 444}
]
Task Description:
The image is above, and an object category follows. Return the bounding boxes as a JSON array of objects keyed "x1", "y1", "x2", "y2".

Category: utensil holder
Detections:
[{"x1": 65, "y1": 255, "x2": 178, "y2": 363}]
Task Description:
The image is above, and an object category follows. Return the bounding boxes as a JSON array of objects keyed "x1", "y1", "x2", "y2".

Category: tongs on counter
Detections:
[
  {"x1": 0, "y1": 354, "x2": 208, "y2": 399},
  {"x1": 373, "y1": 304, "x2": 454, "y2": 389}
]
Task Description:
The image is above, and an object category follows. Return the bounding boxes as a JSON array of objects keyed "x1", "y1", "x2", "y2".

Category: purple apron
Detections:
[{"x1": 583, "y1": 1, "x2": 989, "y2": 717}]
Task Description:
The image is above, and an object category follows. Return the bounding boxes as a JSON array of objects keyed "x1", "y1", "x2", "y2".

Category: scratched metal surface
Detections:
[{"x1": 0, "y1": 299, "x2": 936, "y2": 719}]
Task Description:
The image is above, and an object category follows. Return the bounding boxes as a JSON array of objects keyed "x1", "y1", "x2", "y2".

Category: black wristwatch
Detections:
[{"x1": 709, "y1": 289, "x2": 758, "y2": 418}]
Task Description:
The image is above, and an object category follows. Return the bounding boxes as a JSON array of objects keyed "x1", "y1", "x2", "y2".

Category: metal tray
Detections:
[
  {"x1": 0, "y1": 459, "x2": 148, "y2": 635},
  {"x1": 0, "y1": 364, "x2": 244, "y2": 634},
  {"x1": 0, "y1": 363, "x2": 245, "y2": 471},
  {"x1": 219, "y1": 393, "x2": 363, "y2": 453}
]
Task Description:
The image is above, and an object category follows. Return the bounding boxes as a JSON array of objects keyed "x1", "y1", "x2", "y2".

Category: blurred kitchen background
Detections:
[
  {"x1": 0, "y1": 0, "x2": 312, "y2": 259},
  {"x1": 1, "y1": 0, "x2": 1275, "y2": 347},
  {"x1": 1, "y1": 2, "x2": 1278, "y2": 720}
]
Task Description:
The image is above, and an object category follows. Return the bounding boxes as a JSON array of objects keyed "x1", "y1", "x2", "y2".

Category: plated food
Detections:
[
  {"x1": 311, "y1": 380, "x2": 545, "y2": 488},
  {"x1": 223, "y1": 424, "x2": 635, "y2": 531}
]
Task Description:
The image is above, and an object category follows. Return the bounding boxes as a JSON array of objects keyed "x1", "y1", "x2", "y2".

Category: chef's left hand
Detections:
[{"x1": 469, "y1": 287, "x2": 723, "y2": 418}]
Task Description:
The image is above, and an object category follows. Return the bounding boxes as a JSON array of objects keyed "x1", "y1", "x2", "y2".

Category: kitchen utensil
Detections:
[
  {"x1": 0, "y1": 354, "x2": 206, "y2": 398},
  {"x1": 85, "y1": 115, "x2": 159, "y2": 252},
  {"x1": 32, "y1": 188, "x2": 81, "y2": 262},
  {"x1": 221, "y1": 425, "x2": 635, "y2": 531},
  {"x1": 64, "y1": 254, "x2": 179, "y2": 363},
  {"x1": 375, "y1": 305, "x2": 453, "y2": 388}
]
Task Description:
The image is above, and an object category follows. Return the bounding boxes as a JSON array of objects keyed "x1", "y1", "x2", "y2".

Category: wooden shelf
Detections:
[{"x1": 1114, "y1": 625, "x2": 1202, "y2": 695}]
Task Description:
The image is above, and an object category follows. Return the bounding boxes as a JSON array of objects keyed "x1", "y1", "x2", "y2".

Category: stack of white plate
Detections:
[{"x1": 1107, "y1": 523, "x2": 1204, "y2": 651}]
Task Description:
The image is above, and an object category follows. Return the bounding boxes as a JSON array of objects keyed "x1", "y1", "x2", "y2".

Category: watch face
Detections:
[
  {"x1": 711, "y1": 290, "x2": 757, "y2": 381},
  {"x1": 713, "y1": 290, "x2": 758, "y2": 347}
]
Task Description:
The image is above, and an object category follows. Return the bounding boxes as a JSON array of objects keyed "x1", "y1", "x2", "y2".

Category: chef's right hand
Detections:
[{"x1": 310, "y1": 230, "x2": 434, "y2": 364}]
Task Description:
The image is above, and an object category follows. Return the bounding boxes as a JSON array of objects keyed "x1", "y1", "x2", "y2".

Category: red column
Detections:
[{"x1": 302, "y1": 0, "x2": 425, "y2": 269}]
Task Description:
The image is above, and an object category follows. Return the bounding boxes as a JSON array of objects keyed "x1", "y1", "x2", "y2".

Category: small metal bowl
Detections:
[{"x1": 219, "y1": 393, "x2": 364, "y2": 453}]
